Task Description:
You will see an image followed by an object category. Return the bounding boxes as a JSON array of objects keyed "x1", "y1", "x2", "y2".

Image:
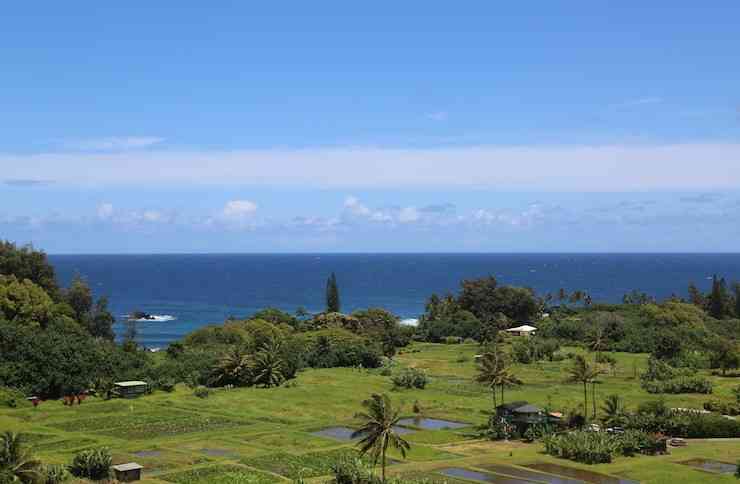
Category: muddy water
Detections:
[
  {"x1": 526, "y1": 463, "x2": 638, "y2": 484},
  {"x1": 397, "y1": 418, "x2": 469, "y2": 430}
]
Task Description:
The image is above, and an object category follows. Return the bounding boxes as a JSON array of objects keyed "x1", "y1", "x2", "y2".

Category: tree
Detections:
[
  {"x1": 566, "y1": 355, "x2": 598, "y2": 417},
  {"x1": 326, "y1": 272, "x2": 341, "y2": 313},
  {"x1": 251, "y1": 339, "x2": 285, "y2": 387},
  {"x1": 458, "y1": 276, "x2": 540, "y2": 322},
  {"x1": 708, "y1": 338, "x2": 740, "y2": 376},
  {"x1": 733, "y1": 282, "x2": 740, "y2": 318},
  {"x1": 0, "y1": 275, "x2": 56, "y2": 328},
  {"x1": 0, "y1": 241, "x2": 60, "y2": 301},
  {"x1": 353, "y1": 394, "x2": 410, "y2": 483},
  {"x1": 600, "y1": 394, "x2": 626, "y2": 427},
  {"x1": 709, "y1": 275, "x2": 725, "y2": 319},
  {"x1": 475, "y1": 349, "x2": 504, "y2": 408},
  {"x1": 687, "y1": 282, "x2": 704, "y2": 307},
  {"x1": 65, "y1": 274, "x2": 93, "y2": 323},
  {"x1": 211, "y1": 346, "x2": 252, "y2": 387},
  {"x1": 89, "y1": 297, "x2": 115, "y2": 341},
  {"x1": 0, "y1": 431, "x2": 43, "y2": 484}
]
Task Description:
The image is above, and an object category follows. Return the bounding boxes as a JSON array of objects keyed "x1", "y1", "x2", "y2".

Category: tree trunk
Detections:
[
  {"x1": 492, "y1": 387, "x2": 497, "y2": 409},
  {"x1": 583, "y1": 382, "x2": 588, "y2": 418},
  {"x1": 501, "y1": 384, "x2": 505, "y2": 405},
  {"x1": 381, "y1": 446, "x2": 386, "y2": 483},
  {"x1": 592, "y1": 381, "x2": 597, "y2": 419}
]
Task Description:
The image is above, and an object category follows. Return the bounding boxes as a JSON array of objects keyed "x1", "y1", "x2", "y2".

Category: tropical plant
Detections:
[
  {"x1": 211, "y1": 346, "x2": 252, "y2": 387},
  {"x1": 68, "y1": 448, "x2": 111, "y2": 481},
  {"x1": 475, "y1": 347, "x2": 506, "y2": 408},
  {"x1": 251, "y1": 339, "x2": 286, "y2": 388},
  {"x1": 42, "y1": 464, "x2": 70, "y2": 484},
  {"x1": 0, "y1": 432, "x2": 43, "y2": 484},
  {"x1": 352, "y1": 394, "x2": 411, "y2": 482},
  {"x1": 601, "y1": 394, "x2": 626, "y2": 427},
  {"x1": 566, "y1": 355, "x2": 599, "y2": 417},
  {"x1": 390, "y1": 368, "x2": 428, "y2": 389}
]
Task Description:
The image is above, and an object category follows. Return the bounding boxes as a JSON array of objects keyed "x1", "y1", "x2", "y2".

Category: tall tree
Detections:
[
  {"x1": 566, "y1": 355, "x2": 599, "y2": 418},
  {"x1": 326, "y1": 272, "x2": 341, "y2": 313},
  {"x1": 89, "y1": 297, "x2": 115, "y2": 341},
  {"x1": 733, "y1": 282, "x2": 740, "y2": 318},
  {"x1": 0, "y1": 241, "x2": 60, "y2": 301},
  {"x1": 709, "y1": 274, "x2": 724, "y2": 319},
  {"x1": 353, "y1": 393, "x2": 410, "y2": 483},
  {"x1": 0, "y1": 431, "x2": 43, "y2": 484},
  {"x1": 687, "y1": 282, "x2": 704, "y2": 307},
  {"x1": 475, "y1": 349, "x2": 505, "y2": 408},
  {"x1": 65, "y1": 274, "x2": 93, "y2": 323}
]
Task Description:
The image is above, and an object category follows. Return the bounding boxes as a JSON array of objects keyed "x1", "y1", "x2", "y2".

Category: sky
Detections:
[{"x1": 1, "y1": 2, "x2": 739, "y2": 253}]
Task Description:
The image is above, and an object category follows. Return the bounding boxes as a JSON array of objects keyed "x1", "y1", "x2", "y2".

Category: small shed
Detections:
[
  {"x1": 114, "y1": 381, "x2": 148, "y2": 399},
  {"x1": 113, "y1": 462, "x2": 142, "y2": 482},
  {"x1": 505, "y1": 325, "x2": 537, "y2": 337}
]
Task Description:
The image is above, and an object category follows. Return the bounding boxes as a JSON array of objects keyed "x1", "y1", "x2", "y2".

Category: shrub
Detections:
[
  {"x1": 158, "y1": 378, "x2": 176, "y2": 392},
  {"x1": 443, "y1": 336, "x2": 462, "y2": 344},
  {"x1": 542, "y1": 431, "x2": 618, "y2": 464},
  {"x1": 331, "y1": 456, "x2": 381, "y2": 484},
  {"x1": 641, "y1": 376, "x2": 713, "y2": 394},
  {"x1": 69, "y1": 448, "x2": 112, "y2": 480},
  {"x1": 194, "y1": 386, "x2": 210, "y2": 398},
  {"x1": 703, "y1": 399, "x2": 740, "y2": 416},
  {"x1": 391, "y1": 368, "x2": 428, "y2": 389},
  {"x1": 43, "y1": 464, "x2": 70, "y2": 483}
]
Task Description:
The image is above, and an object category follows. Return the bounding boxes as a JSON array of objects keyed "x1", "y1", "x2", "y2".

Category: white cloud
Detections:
[
  {"x1": 425, "y1": 111, "x2": 448, "y2": 121},
  {"x1": 4, "y1": 143, "x2": 740, "y2": 191},
  {"x1": 97, "y1": 203, "x2": 114, "y2": 219},
  {"x1": 61, "y1": 136, "x2": 164, "y2": 151},
  {"x1": 398, "y1": 206, "x2": 420, "y2": 223},
  {"x1": 222, "y1": 200, "x2": 258, "y2": 219},
  {"x1": 612, "y1": 97, "x2": 663, "y2": 108}
]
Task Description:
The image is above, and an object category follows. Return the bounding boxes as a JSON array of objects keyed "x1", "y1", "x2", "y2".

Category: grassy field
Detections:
[{"x1": 2, "y1": 342, "x2": 740, "y2": 483}]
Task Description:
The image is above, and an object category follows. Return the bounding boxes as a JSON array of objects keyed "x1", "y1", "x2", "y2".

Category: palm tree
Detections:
[
  {"x1": 353, "y1": 394, "x2": 410, "y2": 483},
  {"x1": 212, "y1": 346, "x2": 252, "y2": 387},
  {"x1": 0, "y1": 432, "x2": 43, "y2": 484},
  {"x1": 251, "y1": 339, "x2": 285, "y2": 388},
  {"x1": 566, "y1": 355, "x2": 598, "y2": 418},
  {"x1": 475, "y1": 349, "x2": 505, "y2": 408},
  {"x1": 601, "y1": 394, "x2": 625, "y2": 427},
  {"x1": 498, "y1": 367, "x2": 522, "y2": 407}
]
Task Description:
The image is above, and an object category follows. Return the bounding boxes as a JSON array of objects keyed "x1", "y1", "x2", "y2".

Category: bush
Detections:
[
  {"x1": 43, "y1": 464, "x2": 70, "y2": 483},
  {"x1": 331, "y1": 456, "x2": 380, "y2": 484},
  {"x1": 641, "y1": 376, "x2": 713, "y2": 394},
  {"x1": 443, "y1": 336, "x2": 462, "y2": 344},
  {"x1": 703, "y1": 399, "x2": 740, "y2": 416},
  {"x1": 158, "y1": 378, "x2": 176, "y2": 392},
  {"x1": 391, "y1": 368, "x2": 428, "y2": 389},
  {"x1": 69, "y1": 448, "x2": 112, "y2": 480},
  {"x1": 542, "y1": 431, "x2": 618, "y2": 464},
  {"x1": 193, "y1": 386, "x2": 210, "y2": 398}
]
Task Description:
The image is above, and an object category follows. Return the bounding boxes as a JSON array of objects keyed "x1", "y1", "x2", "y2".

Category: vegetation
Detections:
[
  {"x1": 68, "y1": 448, "x2": 112, "y2": 480},
  {"x1": 0, "y1": 432, "x2": 42, "y2": 483},
  {"x1": 353, "y1": 394, "x2": 410, "y2": 483}
]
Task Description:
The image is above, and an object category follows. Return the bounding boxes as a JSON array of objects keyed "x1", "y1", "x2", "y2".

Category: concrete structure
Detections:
[
  {"x1": 113, "y1": 381, "x2": 148, "y2": 399},
  {"x1": 505, "y1": 324, "x2": 537, "y2": 336},
  {"x1": 113, "y1": 462, "x2": 142, "y2": 482}
]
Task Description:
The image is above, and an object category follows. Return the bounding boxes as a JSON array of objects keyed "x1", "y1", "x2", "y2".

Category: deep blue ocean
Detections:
[{"x1": 48, "y1": 254, "x2": 740, "y2": 348}]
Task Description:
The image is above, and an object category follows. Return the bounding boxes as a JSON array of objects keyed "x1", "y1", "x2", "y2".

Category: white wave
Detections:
[
  {"x1": 129, "y1": 314, "x2": 176, "y2": 322},
  {"x1": 400, "y1": 318, "x2": 419, "y2": 327}
]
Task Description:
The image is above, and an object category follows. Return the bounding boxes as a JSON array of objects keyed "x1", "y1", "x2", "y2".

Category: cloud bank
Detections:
[{"x1": 3, "y1": 143, "x2": 740, "y2": 191}]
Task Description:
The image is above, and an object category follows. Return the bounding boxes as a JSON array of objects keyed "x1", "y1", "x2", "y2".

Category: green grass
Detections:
[{"x1": 2, "y1": 342, "x2": 740, "y2": 483}]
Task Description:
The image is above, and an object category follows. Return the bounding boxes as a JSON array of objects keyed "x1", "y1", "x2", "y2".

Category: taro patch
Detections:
[{"x1": 160, "y1": 464, "x2": 279, "y2": 484}]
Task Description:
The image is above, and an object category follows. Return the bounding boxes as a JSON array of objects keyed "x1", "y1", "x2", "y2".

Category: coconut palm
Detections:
[
  {"x1": 498, "y1": 367, "x2": 523, "y2": 407},
  {"x1": 566, "y1": 355, "x2": 599, "y2": 417},
  {"x1": 475, "y1": 349, "x2": 505, "y2": 408},
  {"x1": 0, "y1": 432, "x2": 43, "y2": 483},
  {"x1": 251, "y1": 339, "x2": 285, "y2": 388},
  {"x1": 601, "y1": 394, "x2": 625, "y2": 427},
  {"x1": 212, "y1": 346, "x2": 252, "y2": 387},
  {"x1": 352, "y1": 393, "x2": 410, "y2": 482}
]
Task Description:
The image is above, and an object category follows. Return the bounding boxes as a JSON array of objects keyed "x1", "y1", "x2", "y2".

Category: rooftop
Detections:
[{"x1": 114, "y1": 381, "x2": 148, "y2": 387}]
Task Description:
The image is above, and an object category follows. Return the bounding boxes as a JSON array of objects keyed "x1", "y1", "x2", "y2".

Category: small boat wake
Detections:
[{"x1": 124, "y1": 313, "x2": 177, "y2": 322}]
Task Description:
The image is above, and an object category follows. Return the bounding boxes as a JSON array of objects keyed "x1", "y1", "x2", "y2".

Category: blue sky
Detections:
[{"x1": 1, "y1": 2, "x2": 739, "y2": 253}]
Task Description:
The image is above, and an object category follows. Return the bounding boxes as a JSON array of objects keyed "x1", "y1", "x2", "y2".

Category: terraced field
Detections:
[{"x1": 2, "y1": 343, "x2": 740, "y2": 483}]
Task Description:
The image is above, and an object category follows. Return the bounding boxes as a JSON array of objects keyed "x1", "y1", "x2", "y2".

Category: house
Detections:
[
  {"x1": 495, "y1": 401, "x2": 561, "y2": 432},
  {"x1": 113, "y1": 463, "x2": 143, "y2": 482},
  {"x1": 114, "y1": 381, "x2": 148, "y2": 399},
  {"x1": 505, "y1": 324, "x2": 537, "y2": 337}
]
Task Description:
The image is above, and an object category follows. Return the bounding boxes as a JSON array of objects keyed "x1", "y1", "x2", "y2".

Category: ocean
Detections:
[{"x1": 48, "y1": 253, "x2": 740, "y2": 348}]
